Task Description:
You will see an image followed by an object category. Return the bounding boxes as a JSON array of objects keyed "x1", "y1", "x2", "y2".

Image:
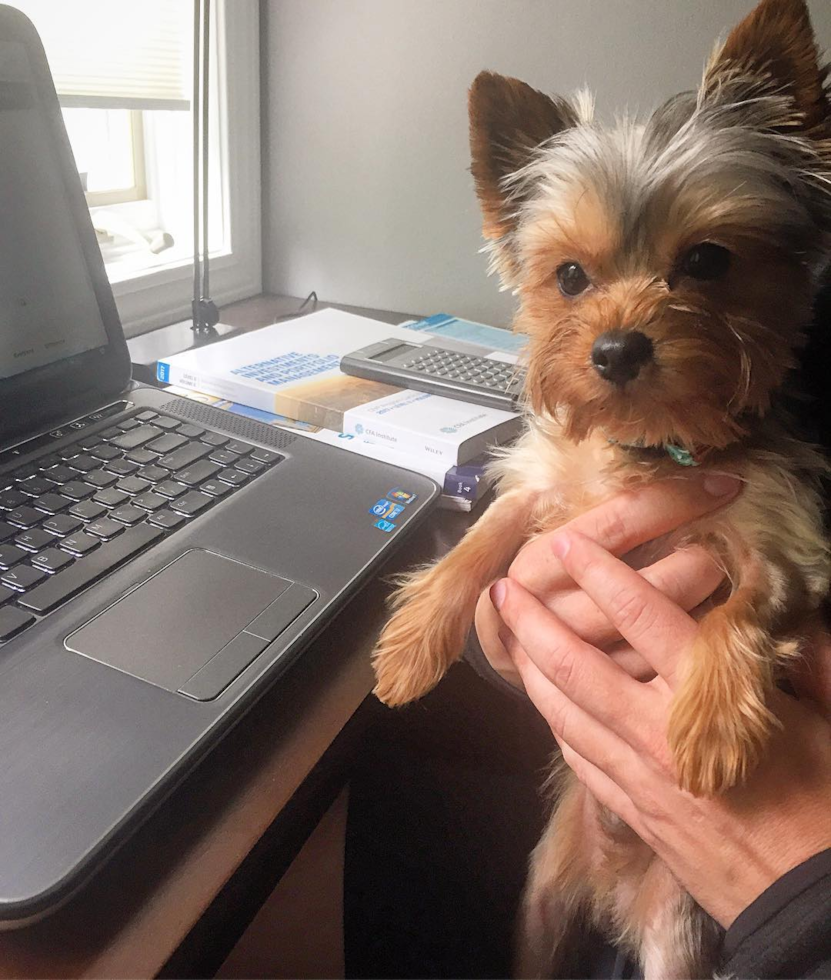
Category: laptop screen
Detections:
[{"x1": 0, "y1": 38, "x2": 108, "y2": 381}]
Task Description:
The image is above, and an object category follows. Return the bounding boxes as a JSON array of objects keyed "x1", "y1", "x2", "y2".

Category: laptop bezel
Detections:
[{"x1": 0, "y1": 5, "x2": 131, "y2": 450}]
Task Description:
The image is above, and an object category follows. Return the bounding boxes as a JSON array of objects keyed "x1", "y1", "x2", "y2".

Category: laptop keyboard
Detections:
[{"x1": 0, "y1": 407, "x2": 283, "y2": 644}]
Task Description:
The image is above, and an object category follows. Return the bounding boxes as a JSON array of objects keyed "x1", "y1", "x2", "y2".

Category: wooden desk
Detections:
[{"x1": 0, "y1": 296, "x2": 474, "y2": 978}]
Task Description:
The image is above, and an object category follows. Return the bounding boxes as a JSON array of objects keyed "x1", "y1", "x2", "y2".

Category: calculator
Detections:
[{"x1": 340, "y1": 339, "x2": 525, "y2": 412}]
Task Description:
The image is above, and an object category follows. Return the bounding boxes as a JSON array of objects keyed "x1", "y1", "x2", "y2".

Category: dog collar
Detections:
[{"x1": 608, "y1": 438, "x2": 701, "y2": 467}]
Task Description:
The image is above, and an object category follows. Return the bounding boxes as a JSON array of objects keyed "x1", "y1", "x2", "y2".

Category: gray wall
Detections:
[{"x1": 261, "y1": 0, "x2": 831, "y2": 327}]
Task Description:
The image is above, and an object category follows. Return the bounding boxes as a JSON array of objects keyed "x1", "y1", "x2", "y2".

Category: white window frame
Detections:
[{"x1": 105, "y1": 0, "x2": 261, "y2": 339}]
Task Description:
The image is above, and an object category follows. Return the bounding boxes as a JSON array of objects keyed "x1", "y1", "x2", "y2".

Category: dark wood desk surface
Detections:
[{"x1": 0, "y1": 296, "x2": 473, "y2": 978}]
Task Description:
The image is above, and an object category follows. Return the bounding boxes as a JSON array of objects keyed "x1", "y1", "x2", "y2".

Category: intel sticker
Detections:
[
  {"x1": 373, "y1": 518, "x2": 396, "y2": 533},
  {"x1": 370, "y1": 499, "x2": 405, "y2": 520}
]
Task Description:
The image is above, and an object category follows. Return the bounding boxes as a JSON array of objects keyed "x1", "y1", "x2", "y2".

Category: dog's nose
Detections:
[{"x1": 591, "y1": 330, "x2": 654, "y2": 386}]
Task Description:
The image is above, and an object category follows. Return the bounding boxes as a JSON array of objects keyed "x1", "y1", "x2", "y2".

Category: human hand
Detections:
[
  {"x1": 490, "y1": 531, "x2": 831, "y2": 928},
  {"x1": 475, "y1": 473, "x2": 741, "y2": 690}
]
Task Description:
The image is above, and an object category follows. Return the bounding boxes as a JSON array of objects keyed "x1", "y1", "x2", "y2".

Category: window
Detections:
[{"x1": 7, "y1": 0, "x2": 261, "y2": 337}]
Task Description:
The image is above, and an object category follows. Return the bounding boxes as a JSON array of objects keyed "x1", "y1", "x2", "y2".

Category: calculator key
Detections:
[
  {"x1": 14, "y1": 529, "x2": 54, "y2": 552},
  {"x1": 0, "y1": 545, "x2": 28, "y2": 568},
  {"x1": 7, "y1": 507, "x2": 43, "y2": 528},
  {"x1": 116, "y1": 476, "x2": 152, "y2": 495},
  {"x1": 0, "y1": 522, "x2": 15, "y2": 542},
  {"x1": 158, "y1": 443, "x2": 211, "y2": 471},
  {"x1": 218, "y1": 468, "x2": 248, "y2": 487},
  {"x1": 109, "y1": 505, "x2": 147, "y2": 526},
  {"x1": 146, "y1": 433, "x2": 187, "y2": 455},
  {"x1": 93, "y1": 488, "x2": 130, "y2": 508},
  {"x1": 18, "y1": 476, "x2": 56, "y2": 497},
  {"x1": 60, "y1": 481, "x2": 95, "y2": 502},
  {"x1": 109, "y1": 424, "x2": 163, "y2": 451},
  {"x1": 148, "y1": 509, "x2": 186, "y2": 531},
  {"x1": 20, "y1": 525, "x2": 164, "y2": 615},
  {"x1": 137, "y1": 464, "x2": 168, "y2": 483},
  {"x1": 169, "y1": 491, "x2": 213, "y2": 517},
  {"x1": 85, "y1": 517, "x2": 125, "y2": 540},
  {"x1": 41, "y1": 514, "x2": 83, "y2": 537},
  {"x1": 200, "y1": 479, "x2": 232, "y2": 498},
  {"x1": 90, "y1": 444, "x2": 121, "y2": 461},
  {"x1": 175, "y1": 460, "x2": 222, "y2": 487},
  {"x1": 154, "y1": 480, "x2": 188, "y2": 499},
  {"x1": 225, "y1": 440, "x2": 254, "y2": 456},
  {"x1": 105, "y1": 458, "x2": 140, "y2": 477},
  {"x1": 132, "y1": 491, "x2": 167, "y2": 512},
  {"x1": 153, "y1": 416, "x2": 181, "y2": 431},
  {"x1": 124, "y1": 449, "x2": 157, "y2": 466},
  {"x1": 84, "y1": 469, "x2": 119, "y2": 489},
  {"x1": 0, "y1": 490, "x2": 29, "y2": 510},
  {"x1": 0, "y1": 606, "x2": 34, "y2": 641},
  {"x1": 199, "y1": 431, "x2": 229, "y2": 448},
  {"x1": 234, "y1": 458, "x2": 265, "y2": 476},
  {"x1": 1, "y1": 565, "x2": 47, "y2": 591},
  {"x1": 69, "y1": 500, "x2": 109, "y2": 522},
  {"x1": 208, "y1": 449, "x2": 239, "y2": 467},
  {"x1": 59, "y1": 533, "x2": 100, "y2": 556},
  {"x1": 250, "y1": 449, "x2": 281, "y2": 464},
  {"x1": 31, "y1": 549, "x2": 74, "y2": 574}
]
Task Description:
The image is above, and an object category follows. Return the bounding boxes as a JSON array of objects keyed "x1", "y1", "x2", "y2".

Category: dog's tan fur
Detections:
[{"x1": 372, "y1": 0, "x2": 831, "y2": 975}]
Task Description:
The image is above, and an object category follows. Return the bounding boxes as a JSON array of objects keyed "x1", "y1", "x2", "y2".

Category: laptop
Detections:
[{"x1": 0, "y1": 5, "x2": 439, "y2": 926}]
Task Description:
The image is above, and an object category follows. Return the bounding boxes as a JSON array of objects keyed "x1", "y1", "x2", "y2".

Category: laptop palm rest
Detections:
[{"x1": 65, "y1": 550, "x2": 316, "y2": 699}]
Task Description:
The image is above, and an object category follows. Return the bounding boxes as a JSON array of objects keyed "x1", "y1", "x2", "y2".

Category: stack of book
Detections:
[{"x1": 158, "y1": 308, "x2": 527, "y2": 510}]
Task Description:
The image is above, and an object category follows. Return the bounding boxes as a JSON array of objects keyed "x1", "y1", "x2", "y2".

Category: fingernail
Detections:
[
  {"x1": 490, "y1": 579, "x2": 507, "y2": 610},
  {"x1": 551, "y1": 533, "x2": 571, "y2": 559},
  {"x1": 702, "y1": 473, "x2": 741, "y2": 497}
]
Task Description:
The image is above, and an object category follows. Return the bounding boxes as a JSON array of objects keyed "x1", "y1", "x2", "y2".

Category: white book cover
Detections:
[{"x1": 343, "y1": 388, "x2": 521, "y2": 465}]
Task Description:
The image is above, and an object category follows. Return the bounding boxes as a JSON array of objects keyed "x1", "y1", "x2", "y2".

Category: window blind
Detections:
[{"x1": 9, "y1": 0, "x2": 191, "y2": 110}]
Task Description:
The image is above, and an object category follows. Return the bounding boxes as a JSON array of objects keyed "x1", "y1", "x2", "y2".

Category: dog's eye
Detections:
[
  {"x1": 681, "y1": 243, "x2": 731, "y2": 281},
  {"x1": 556, "y1": 262, "x2": 590, "y2": 296}
]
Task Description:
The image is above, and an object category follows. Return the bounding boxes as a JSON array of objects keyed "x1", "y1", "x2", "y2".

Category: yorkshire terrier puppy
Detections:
[{"x1": 371, "y1": 0, "x2": 831, "y2": 976}]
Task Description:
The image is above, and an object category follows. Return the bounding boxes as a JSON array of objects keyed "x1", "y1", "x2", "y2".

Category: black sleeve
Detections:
[
  {"x1": 720, "y1": 848, "x2": 831, "y2": 979},
  {"x1": 463, "y1": 627, "x2": 530, "y2": 702}
]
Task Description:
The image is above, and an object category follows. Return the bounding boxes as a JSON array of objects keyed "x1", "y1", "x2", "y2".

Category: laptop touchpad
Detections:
[{"x1": 66, "y1": 550, "x2": 316, "y2": 698}]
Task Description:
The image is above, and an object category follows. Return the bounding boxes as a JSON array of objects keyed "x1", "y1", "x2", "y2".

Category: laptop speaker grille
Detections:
[{"x1": 160, "y1": 397, "x2": 298, "y2": 451}]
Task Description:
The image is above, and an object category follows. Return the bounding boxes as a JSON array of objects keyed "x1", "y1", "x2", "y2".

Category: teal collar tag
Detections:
[{"x1": 664, "y1": 444, "x2": 699, "y2": 467}]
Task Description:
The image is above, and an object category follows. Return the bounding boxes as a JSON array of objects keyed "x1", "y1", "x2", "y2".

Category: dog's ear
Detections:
[
  {"x1": 469, "y1": 71, "x2": 577, "y2": 241},
  {"x1": 701, "y1": 0, "x2": 830, "y2": 137}
]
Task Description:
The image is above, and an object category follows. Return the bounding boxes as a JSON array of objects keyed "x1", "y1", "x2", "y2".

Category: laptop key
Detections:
[
  {"x1": 85, "y1": 518, "x2": 125, "y2": 540},
  {"x1": 84, "y1": 469, "x2": 118, "y2": 489},
  {"x1": 200, "y1": 479, "x2": 232, "y2": 498},
  {"x1": 226, "y1": 440, "x2": 254, "y2": 455},
  {"x1": 0, "y1": 545, "x2": 28, "y2": 568},
  {"x1": 105, "y1": 458, "x2": 140, "y2": 477},
  {"x1": 124, "y1": 448, "x2": 158, "y2": 465},
  {"x1": 0, "y1": 585, "x2": 15, "y2": 604},
  {"x1": 169, "y1": 491, "x2": 213, "y2": 517},
  {"x1": 177, "y1": 423, "x2": 205, "y2": 439},
  {"x1": 158, "y1": 442, "x2": 211, "y2": 471},
  {"x1": 153, "y1": 482, "x2": 187, "y2": 503},
  {"x1": 136, "y1": 411, "x2": 158, "y2": 422},
  {"x1": 0, "y1": 606, "x2": 35, "y2": 641},
  {"x1": 175, "y1": 460, "x2": 222, "y2": 487},
  {"x1": 43, "y1": 465, "x2": 78, "y2": 485},
  {"x1": 146, "y1": 433, "x2": 187, "y2": 455},
  {"x1": 41, "y1": 514, "x2": 83, "y2": 537},
  {"x1": 19, "y1": 524, "x2": 164, "y2": 614},
  {"x1": 137, "y1": 464, "x2": 168, "y2": 483},
  {"x1": 148, "y1": 509, "x2": 186, "y2": 530},
  {"x1": 14, "y1": 529, "x2": 54, "y2": 552},
  {"x1": 153, "y1": 417, "x2": 181, "y2": 431},
  {"x1": 1, "y1": 565, "x2": 47, "y2": 592},
  {"x1": 90, "y1": 444, "x2": 121, "y2": 461},
  {"x1": 132, "y1": 492, "x2": 167, "y2": 512},
  {"x1": 235, "y1": 458, "x2": 265, "y2": 475},
  {"x1": 109, "y1": 505, "x2": 147, "y2": 526},
  {"x1": 17, "y1": 476, "x2": 56, "y2": 497},
  {"x1": 208, "y1": 449, "x2": 239, "y2": 467},
  {"x1": 59, "y1": 533, "x2": 100, "y2": 556},
  {"x1": 117, "y1": 418, "x2": 141, "y2": 431},
  {"x1": 7, "y1": 506, "x2": 44, "y2": 528},
  {"x1": 33, "y1": 492, "x2": 71, "y2": 515},
  {"x1": 0, "y1": 490, "x2": 29, "y2": 510},
  {"x1": 31, "y1": 549, "x2": 74, "y2": 574},
  {"x1": 218, "y1": 468, "x2": 248, "y2": 487},
  {"x1": 116, "y1": 476, "x2": 151, "y2": 495},
  {"x1": 199, "y1": 431, "x2": 229, "y2": 448},
  {"x1": 0, "y1": 522, "x2": 16, "y2": 542},
  {"x1": 67, "y1": 454, "x2": 99, "y2": 473},
  {"x1": 60, "y1": 481, "x2": 95, "y2": 502},
  {"x1": 69, "y1": 500, "x2": 108, "y2": 522},
  {"x1": 93, "y1": 488, "x2": 129, "y2": 508},
  {"x1": 109, "y1": 424, "x2": 164, "y2": 451},
  {"x1": 251, "y1": 448, "x2": 282, "y2": 464}
]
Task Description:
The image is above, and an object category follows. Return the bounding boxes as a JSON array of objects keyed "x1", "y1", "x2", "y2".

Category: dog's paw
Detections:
[
  {"x1": 668, "y1": 617, "x2": 775, "y2": 796},
  {"x1": 372, "y1": 569, "x2": 469, "y2": 707}
]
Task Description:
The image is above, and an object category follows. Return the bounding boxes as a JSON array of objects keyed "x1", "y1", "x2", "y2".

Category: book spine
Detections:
[
  {"x1": 343, "y1": 416, "x2": 458, "y2": 465},
  {"x1": 156, "y1": 361, "x2": 275, "y2": 414},
  {"x1": 442, "y1": 463, "x2": 487, "y2": 501}
]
